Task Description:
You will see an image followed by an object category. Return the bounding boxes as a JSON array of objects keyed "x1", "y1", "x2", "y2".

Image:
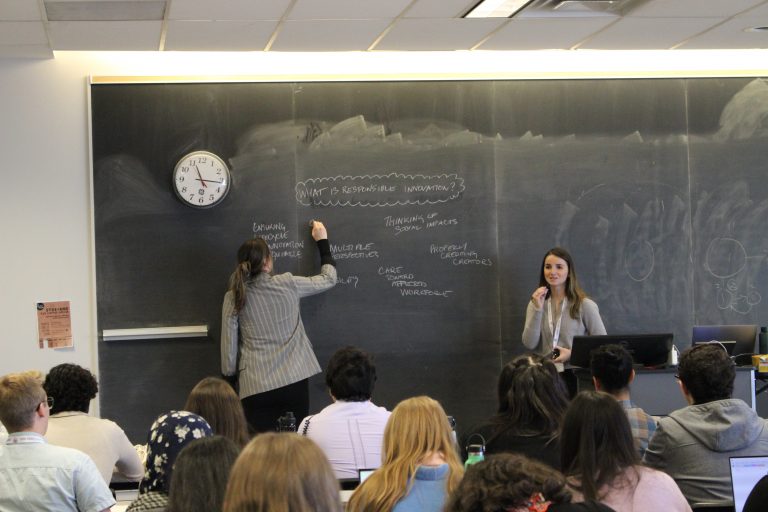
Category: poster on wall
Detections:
[{"x1": 36, "y1": 301, "x2": 73, "y2": 349}]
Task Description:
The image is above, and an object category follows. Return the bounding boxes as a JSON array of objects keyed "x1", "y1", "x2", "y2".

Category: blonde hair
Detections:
[
  {"x1": 222, "y1": 433, "x2": 341, "y2": 512},
  {"x1": 347, "y1": 396, "x2": 464, "y2": 512},
  {"x1": 0, "y1": 371, "x2": 46, "y2": 432}
]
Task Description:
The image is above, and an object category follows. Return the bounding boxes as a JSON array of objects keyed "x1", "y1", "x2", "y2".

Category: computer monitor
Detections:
[
  {"x1": 570, "y1": 333, "x2": 674, "y2": 369},
  {"x1": 692, "y1": 325, "x2": 758, "y2": 358}
]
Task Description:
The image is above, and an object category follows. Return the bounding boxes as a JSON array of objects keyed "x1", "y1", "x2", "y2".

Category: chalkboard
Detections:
[{"x1": 92, "y1": 77, "x2": 768, "y2": 442}]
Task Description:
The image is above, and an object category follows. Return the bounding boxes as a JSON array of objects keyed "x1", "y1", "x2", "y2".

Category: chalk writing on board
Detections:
[
  {"x1": 295, "y1": 173, "x2": 465, "y2": 207},
  {"x1": 337, "y1": 275, "x2": 360, "y2": 288},
  {"x1": 705, "y1": 237, "x2": 762, "y2": 314},
  {"x1": 252, "y1": 222, "x2": 304, "y2": 259},
  {"x1": 378, "y1": 266, "x2": 453, "y2": 298},
  {"x1": 429, "y1": 242, "x2": 493, "y2": 267},
  {"x1": 331, "y1": 242, "x2": 380, "y2": 260},
  {"x1": 625, "y1": 240, "x2": 655, "y2": 282},
  {"x1": 384, "y1": 212, "x2": 459, "y2": 236}
]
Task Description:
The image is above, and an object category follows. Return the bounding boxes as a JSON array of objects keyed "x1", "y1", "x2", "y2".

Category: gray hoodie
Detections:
[{"x1": 643, "y1": 398, "x2": 768, "y2": 505}]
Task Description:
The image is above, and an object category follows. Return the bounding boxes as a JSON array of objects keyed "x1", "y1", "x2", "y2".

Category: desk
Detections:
[{"x1": 575, "y1": 366, "x2": 756, "y2": 416}]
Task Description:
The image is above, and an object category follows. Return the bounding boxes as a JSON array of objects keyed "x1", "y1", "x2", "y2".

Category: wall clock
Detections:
[{"x1": 173, "y1": 150, "x2": 231, "y2": 208}]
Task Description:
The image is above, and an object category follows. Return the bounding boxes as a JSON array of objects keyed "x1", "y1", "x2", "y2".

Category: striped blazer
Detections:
[{"x1": 221, "y1": 264, "x2": 337, "y2": 398}]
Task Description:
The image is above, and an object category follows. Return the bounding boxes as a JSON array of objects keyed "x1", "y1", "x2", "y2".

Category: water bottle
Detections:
[
  {"x1": 464, "y1": 433, "x2": 485, "y2": 468},
  {"x1": 464, "y1": 444, "x2": 485, "y2": 468},
  {"x1": 277, "y1": 411, "x2": 297, "y2": 432},
  {"x1": 759, "y1": 327, "x2": 768, "y2": 355}
]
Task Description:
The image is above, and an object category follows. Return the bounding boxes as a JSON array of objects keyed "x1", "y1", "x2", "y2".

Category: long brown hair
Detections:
[
  {"x1": 167, "y1": 436, "x2": 239, "y2": 512},
  {"x1": 347, "y1": 396, "x2": 464, "y2": 512},
  {"x1": 223, "y1": 433, "x2": 341, "y2": 512},
  {"x1": 184, "y1": 377, "x2": 250, "y2": 448},
  {"x1": 490, "y1": 354, "x2": 569, "y2": 439},
  {"x1": 228, "y1": 238, "x2": 270, "y2": 313},
  {"x1": 560, "y1": 391, "x2": 640, "y2": 501},
  {"x1": 538, "y1": 247, "x2": 587, "y2": 319}
]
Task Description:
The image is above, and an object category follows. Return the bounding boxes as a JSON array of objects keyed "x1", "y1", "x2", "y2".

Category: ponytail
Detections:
[{"x1": 228, "y1": 238, "x2": 270, "y2": 313}]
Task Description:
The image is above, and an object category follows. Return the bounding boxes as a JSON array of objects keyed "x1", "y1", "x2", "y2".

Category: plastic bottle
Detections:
[
  {"x1": 277, "y1": 411, "x2": 296, "y2": 432},
  {"x1": 759, "y1": 327, "x2": 768, "y2": 355}
]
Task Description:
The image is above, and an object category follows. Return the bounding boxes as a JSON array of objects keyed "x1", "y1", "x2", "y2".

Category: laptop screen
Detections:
[
  {"x1": 730, "y1": 455, "x2": 768, "y2": 512},
  {"x1": 358, "y1": 468, "x2": 375, "y2": 484}
]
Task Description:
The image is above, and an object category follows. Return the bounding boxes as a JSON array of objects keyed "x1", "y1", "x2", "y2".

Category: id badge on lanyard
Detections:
[{"x1": 548, "y1": 298, "x2": 567, "y2": 350}]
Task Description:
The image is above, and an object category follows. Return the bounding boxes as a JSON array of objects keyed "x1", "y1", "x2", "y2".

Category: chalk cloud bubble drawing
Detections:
[{"x1": 715, "y1": 78, "x2": 768, "y2": 141}]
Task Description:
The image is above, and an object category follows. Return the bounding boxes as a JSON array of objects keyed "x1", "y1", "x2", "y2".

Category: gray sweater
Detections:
[{"x1": 643, "y1": 398, "x2": 768, "y2": 506}]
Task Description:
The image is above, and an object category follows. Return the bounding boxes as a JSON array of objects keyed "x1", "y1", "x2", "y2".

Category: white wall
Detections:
[{"x1": 1, "y1": 50, "x2": 766, "y2": 406}]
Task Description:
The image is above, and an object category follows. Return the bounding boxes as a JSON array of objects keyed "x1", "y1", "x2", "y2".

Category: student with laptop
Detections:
[
  {"x1": 643, "y1": 344, "x2": 768, "y2": 507},
  {"x1": 298, "y1": 346, "x2": 390, "y2": 480}
]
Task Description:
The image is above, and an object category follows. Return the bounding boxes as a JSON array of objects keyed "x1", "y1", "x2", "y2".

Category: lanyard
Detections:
[{"x1": 547, "y1": 297, "x2": 567, "y2": 348}]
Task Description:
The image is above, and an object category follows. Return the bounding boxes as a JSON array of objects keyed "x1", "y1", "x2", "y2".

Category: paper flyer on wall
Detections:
[{"x1": 36, "y1": 301, "x2": 73, "y2": 349}]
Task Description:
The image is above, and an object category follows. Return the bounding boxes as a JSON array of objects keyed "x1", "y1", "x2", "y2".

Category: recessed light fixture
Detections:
[{"x1": 464, "y1": 0, "x2": 536, "y2": 18}]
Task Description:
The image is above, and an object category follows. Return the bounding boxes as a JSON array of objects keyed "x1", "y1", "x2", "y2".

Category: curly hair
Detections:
[
  {"x1": 324, "y1": 346, "x2": 376, "y2": 402},
  {"x1": 678, "y1": 343, "x2": 735, "y2": 404},
  {"x1": 445, "y1": 453, "x2": 572, "y2": 512},
  {"x1": 43, "y1": 363, "x2": 98, "y2": 414}
]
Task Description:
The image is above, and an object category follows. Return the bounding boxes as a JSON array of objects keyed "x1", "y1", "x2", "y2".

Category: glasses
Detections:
[{"x1": 36, "y1": 396, "x2": 54, "y2": 412}]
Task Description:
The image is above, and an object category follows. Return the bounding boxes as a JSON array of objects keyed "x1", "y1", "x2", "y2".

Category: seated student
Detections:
[
  {"x1": 43, "y1": 362, "x2": 143, "y2": 483},
  {"x1": 445, "y1": 453, "x2": 616, "y2": 512},
  {"x1": 127, "y1": 410, "x2": 213, "y2": 512},
  {"x1": 166, "y1": 435, "x2": 240, "y2": 512},
  {"x1": 347, "y1": 396, "x2": 464, "y2": 512},
  {"x1": 184, "y1": 376, "x2": 250, "y2": 448},
  {"x1": 223, "y1": 433, "x2": 342, "y2": 512},
  {"x1": 643, "y1": 343, "x2": 768, "y2": 506},
  {"x1": 589, "y1": 344, "x2": 656, "y2": 456},
  {"x1": 464, "y1": 354, "x2": 568, "y2": 469},
  {"x1": 561, "y1": 391, "x2": 690, "y2": 512},
  {"x1": 0, "y1": 370, "x2": 115, "y2": 512},
  {"x1": 298, "y1": 346, "x2": 391, "y2": 479}
]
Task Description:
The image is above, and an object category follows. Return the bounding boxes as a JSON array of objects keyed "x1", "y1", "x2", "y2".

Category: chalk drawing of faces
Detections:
[{"x1": 706, "y1": 237, "x2": 762, "y2": 314}]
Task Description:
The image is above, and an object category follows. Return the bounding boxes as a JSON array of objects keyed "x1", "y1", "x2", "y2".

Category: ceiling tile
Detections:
[
  {"x1": 0, "y1": 44, "x2": 53, "y2": 58},
  {"x1": 0, "y1": 21, "x2": 47, "y2": 45},
  {"x1": 630, "y1": 0, "x2": 766, "y2": 18},
  {"x1": 479, "y1": 17, "x2": 616, "y2": 50},
  {"x1": 677, "y1": 17, "x2": 768, "y2": 49},
  {"x1": 404, "y1": 0, "x2": 476, "y2": 18},
  {"x1": 271, "y1": 19, "x2": 391, "y2": 51},
  {"x1": 288, "y1": 0, "x2": 412, "y2": 20},
  {"x1": 165, "y1": 20, "x2": 276, "y2": 50},
  {"x1": 48, "y1": 20, "x2": 161, "y2": 50},
  {"x1": 375, "y1": 18, "x2": 506, "y2": 51},
  {"x1": 168, "y1": 0, "x2": 292, "y2": 21},
  {"x1": 44, "y1": 1, "x2": 166, "y2": 21},
  {"x1": 0, "y1": 0, "x2": 42, "y2": 21},
  {"x1": 735, "y1": 3, "x2": 768, "y2": 17},
  {"x1": 579, "y1": 17, "x2": 722, "y2": 49}
]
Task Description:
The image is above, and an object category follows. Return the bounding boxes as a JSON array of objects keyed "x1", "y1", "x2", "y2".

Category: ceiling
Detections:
[{"x1": 2, "y1": 0, "x2": 768, "y2": 59}]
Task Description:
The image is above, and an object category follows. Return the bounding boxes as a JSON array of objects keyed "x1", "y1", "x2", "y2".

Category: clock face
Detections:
[{"x1": 173, "y1": 151, "x2": 231, "y2": 208}]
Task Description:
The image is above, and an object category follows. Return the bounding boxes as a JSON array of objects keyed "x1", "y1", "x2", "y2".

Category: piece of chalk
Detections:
[{"x1": 309, "y1": 219, "x2": 316, "y2": 227}]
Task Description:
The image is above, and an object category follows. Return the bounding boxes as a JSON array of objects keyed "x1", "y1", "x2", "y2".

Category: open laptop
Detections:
[
  {"x1": 692, "y1": 339, "x2": 738, "y2": 355},
  {"x1": 358, "y1": 468, "x2": 376, "y2": 484},
  {"x1": 730, "y1": 455, "x2": 768, "y2": 512}
]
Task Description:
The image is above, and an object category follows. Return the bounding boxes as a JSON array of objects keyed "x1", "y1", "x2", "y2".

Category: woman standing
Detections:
[
  {"x1": 221, "y1": 221, "x2": 336, "y2": 433},
  {"x1": 522, "y1": 247, "x2": 606, "y2": 387}
]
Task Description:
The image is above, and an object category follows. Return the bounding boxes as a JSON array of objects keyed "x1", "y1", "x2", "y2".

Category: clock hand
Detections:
[
  {"x1": 194, "y1": 165, "x2": 208, "y2": 188},
  {"x1": 198, "y1": 179, "x2": 224, "y2": 184}
]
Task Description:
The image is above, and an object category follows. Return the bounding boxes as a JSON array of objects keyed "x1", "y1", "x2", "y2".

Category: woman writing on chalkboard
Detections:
[
  {"x1": 221, "y1": 221, "x2": 336, "y2": 433},
  {"x1": 522, "y1": 247, "x2": 606, "y2": 394}
]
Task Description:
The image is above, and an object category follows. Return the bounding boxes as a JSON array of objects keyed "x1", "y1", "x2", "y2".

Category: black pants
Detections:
[{"x1": 240, "y1": 379, "x2": 309, "y2": 434}]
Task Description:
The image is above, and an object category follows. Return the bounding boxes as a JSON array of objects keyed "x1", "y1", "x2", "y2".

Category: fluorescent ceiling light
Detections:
[{"x1": 464, "y1": 0, "x2": 535, "y2": 18}]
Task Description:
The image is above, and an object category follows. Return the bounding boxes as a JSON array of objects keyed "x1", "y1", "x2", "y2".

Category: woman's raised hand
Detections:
[
  {"x1": 531, "y1": 286, "x2": 548, "y2": 310},
  {"x1": 311, "y1": 220, "x2": 328, "y2": 241}
]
